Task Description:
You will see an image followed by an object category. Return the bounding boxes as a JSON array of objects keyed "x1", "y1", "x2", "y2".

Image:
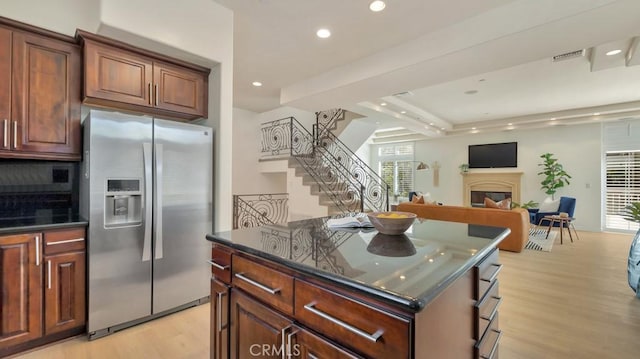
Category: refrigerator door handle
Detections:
[
  {"x1": 142, "y1": 142, "x2": 153, "y2": 262},
  {"x1": 154, "y1": 143, "x2": 164, "y2": 260}
]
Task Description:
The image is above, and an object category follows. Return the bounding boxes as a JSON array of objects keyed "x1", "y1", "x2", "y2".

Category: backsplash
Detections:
[{"x1": 0, "y1": 160, "x2": 79, "y2": 219}]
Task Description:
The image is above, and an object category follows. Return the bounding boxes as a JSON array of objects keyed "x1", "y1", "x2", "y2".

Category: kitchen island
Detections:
[{"x1": 206, "y1": 217, "x2": 508, "y2": 358}]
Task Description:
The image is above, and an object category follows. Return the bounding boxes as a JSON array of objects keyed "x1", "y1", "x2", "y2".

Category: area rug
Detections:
[{"x1": 525, "y1": 228, "x2": 558, "y2": 252}]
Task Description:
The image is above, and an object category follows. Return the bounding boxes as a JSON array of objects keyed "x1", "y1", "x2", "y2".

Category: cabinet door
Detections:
[
  {"x1": 0, "y1": 26, "x2": 10, "y2": 152},
  {"x1": 0, "y1": 233, "x2": 43, "y2": 350},
  {"x1": 153, "y1": 61, "x2": 208, "y2": 118},
  {"x1": 84, "y1": 39, "x2": 153, "y2": 109},
  {"x1": 294, "y1": 327, "x2": 362, "y2": 359},
  {"x1": 44, "y1": 251, "x2": 85, "y2": 335},
  {"x1": 11, "y1": 31, "x2": 81, "y2": 159},
  {"x1": 211, "y1": 279, "x2": 229, "y2": 359},
  {"x1": 230, "y1": 291, "x2": 292, "y2": 359}
]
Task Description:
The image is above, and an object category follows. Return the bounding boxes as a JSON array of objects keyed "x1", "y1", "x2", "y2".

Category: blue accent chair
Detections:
[{"x1": 529, "y1": 196, "x2": 576, "y2": 227}]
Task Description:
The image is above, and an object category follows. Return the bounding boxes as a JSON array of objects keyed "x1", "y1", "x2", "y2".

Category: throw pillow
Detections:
[
  {"x1": 539, "y1": 198, "x2": 560, "y2": 212},
  {"x1": 412, "y1": 195, "x2": 425, "y2": 204},
  {"x1": 484, "y1": 197, "x2": 511, "y2": 210}
]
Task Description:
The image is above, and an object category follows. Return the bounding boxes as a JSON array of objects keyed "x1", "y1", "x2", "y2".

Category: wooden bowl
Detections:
[{"x1": 367, "y1": 211, "x2": 417, "y2": 235}]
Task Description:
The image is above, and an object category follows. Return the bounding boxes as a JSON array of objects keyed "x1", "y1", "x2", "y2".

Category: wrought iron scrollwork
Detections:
[
  {"x1": 259, "y1": 113, "x2": 389, "y2": 214},
  {"x1": 233, "y1": 193, "x2": 289, "y2": 229}
]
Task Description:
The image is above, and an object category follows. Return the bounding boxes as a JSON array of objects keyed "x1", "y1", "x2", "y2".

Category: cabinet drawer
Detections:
[
  {"x1": 475, "y1": 279, "x2": 501, "y2": 340},
  {"x1": 475, "y1": 312, "x2": 501, "y2": 359},
  {"x1": 232, "y1": 255, "x2": 294, "y2": 316},
  {"x1": 210, "y1": 246, "x2": 232, "y2": 284},
  {"x1": 475, "y1": 249, "x2": 502, "y2": 301},
  {"x1": 294, "y1": 280, "x2": 410, "y2": 359},
  {"x1": 44, "y1": 228, "x2": 85, "y2": 255}
]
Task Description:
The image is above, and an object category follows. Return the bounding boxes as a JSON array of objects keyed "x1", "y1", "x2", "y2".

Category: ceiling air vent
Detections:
[
  {"x1": 552, "y1": 49, "x2": 585, "y2": 62},
  {"x1": 393, "y1": 91, "x2": 413, "y2": 97}
]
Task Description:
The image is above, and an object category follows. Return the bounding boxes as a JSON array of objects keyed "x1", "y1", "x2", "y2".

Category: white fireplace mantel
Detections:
[{"x1": 462, "y1": 172, "x2": 523, "y2": 206}]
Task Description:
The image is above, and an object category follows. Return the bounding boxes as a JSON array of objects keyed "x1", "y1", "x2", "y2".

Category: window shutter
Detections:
[{"x1": 604, "y1": 119, "x2": 640, "y2": 231}]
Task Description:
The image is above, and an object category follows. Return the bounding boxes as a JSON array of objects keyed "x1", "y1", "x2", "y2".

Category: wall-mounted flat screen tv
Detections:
[{"x1": 468, "y1": 142, "x2": 517, "y2": 168}]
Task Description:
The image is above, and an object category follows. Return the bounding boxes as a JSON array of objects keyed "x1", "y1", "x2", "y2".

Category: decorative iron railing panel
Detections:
[
  {"x1": 261, "y1": 117, "x2": 293, "y2": 158},
  {"x1": 259, "y1": 115, "x2": 387, "y2": 214},
  {"x1": 233, "y1": 193, "x2": 289, "y2": 229},
  {"x1": 315, "y1": 108, "x2": 344, "y2": 140},
  {"x1": 315, "y1": 126, "x2": 389, "y2": 212},
  {"x1": 290, "y1": 118, "x2": 364, "y2": 213}
]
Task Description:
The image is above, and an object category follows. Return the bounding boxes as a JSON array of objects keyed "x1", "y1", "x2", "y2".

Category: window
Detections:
[
  {"x1": 604, "y1": 120, "x2": 640, "y2": 231},
  {"x1": 377, "y1": 143, "x2": 414, "y2": 202},
  {"x1": 605, "y1": 151, "x2": 640, "y2": 231}
]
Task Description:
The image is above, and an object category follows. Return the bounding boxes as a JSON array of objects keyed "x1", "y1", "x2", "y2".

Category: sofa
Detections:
[{"x1": 396, "y1": 202, "x2": 530, "y2": 253}]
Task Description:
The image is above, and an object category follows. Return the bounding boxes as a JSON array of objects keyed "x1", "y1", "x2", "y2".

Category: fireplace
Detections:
[
  {"x1": 470, "y1": 191, "x2": 512, "y2": 207},
  {"x1": 462, "y1": 172, "x2": 523, "y2": 207}
]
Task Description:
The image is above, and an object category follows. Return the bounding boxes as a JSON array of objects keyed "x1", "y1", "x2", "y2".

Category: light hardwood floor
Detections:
[{"x1": 10, "y1": 230, "x2": 640, "y2": 358}]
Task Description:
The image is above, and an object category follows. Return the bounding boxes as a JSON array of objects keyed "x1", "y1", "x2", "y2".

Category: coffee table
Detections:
[{"x1": 538, "y1": 215, "x2": 579, "y2": 244}]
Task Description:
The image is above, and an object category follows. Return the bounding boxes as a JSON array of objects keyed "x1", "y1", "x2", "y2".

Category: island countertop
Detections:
[{"x1": 206, "y1": 216, "x2": 508, "y2": 313}]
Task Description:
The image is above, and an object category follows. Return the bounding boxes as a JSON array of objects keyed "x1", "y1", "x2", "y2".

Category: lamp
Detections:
[{"x1": 415, "y1": 161, "x2": 429, "y2": 171}]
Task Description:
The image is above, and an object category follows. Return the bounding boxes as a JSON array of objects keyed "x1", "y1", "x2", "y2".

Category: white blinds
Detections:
[
  {"x1": 604, "y1": 119, "x2": 640, "y2": 231},
  {"x1": 378, "y1": 143, "x2": 415, "y2": 199}
]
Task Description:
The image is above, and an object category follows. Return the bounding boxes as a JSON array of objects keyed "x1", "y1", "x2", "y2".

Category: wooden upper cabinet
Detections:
[
  {"x1": 0, "y1": 26, "x2": 11, "y2": 151},
  {"x1": 84, "y1": 40, "x2": 153, "y2": 108},
  {"x1": 12, "y1": 32, "x2": 81, "y2": 158},
  {"x1": 77, "y1": 30, "x2": 210, "y2": 121},
  {"x1": 154, "y1": 61, "x2": 207, "y2": 117},
  {"x1": 0, "y1": 17, "x2": 81, "y2": 161},
  {"x1": 0, "y1": 233, "x2": 43, "y2": 351}
]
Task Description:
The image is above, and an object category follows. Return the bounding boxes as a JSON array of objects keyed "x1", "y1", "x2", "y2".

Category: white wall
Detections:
[
  {"x1": 1, "y1": 0, "x2": 101, "y2": 35},
  {"x1": 233, "y1": 108, "x2": 286, "y2": 194},
  {"x1": 2, "y1": 0, "x2": 235, "y2": 231},
  {"x1": 412, "y1": 123, "x2": 602, "y2": 231}
]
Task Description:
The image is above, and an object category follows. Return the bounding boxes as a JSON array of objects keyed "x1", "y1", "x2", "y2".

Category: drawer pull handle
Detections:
[
  {"x1": 46, "y1": 238, "x2": 85, "y2": 246},
  {"x1": 480, "y1": 296, "x2": 502, "y2": 321},
  {"x1": 235, "y1": 273, "x2": 281, "y2": 295},
  {"x1": 207, "y1": 259, "x2": 229, "y2": 271},
  {"x1": 480, "y1": 329, "x2": 502, "y2": 359},
  {"x1": 304, "y1": 302, "x2": 384, "y2": 343},
  {"x1": 3, "y1": 119, "x2": 7, "y2": 148},
  {"x1": 480, "y1": 263, "x2": 503, "y2": 283}
]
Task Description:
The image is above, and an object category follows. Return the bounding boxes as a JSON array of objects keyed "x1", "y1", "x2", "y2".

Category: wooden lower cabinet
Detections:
[
  {"x1": 0, "y1": 233, "x2": 43, "y2": 349},
  {"x1": 230, "y1": 290, "x2": 291, "y2": 359},
  {"x1": 293, "y1": 326, "x2": 361, "y2": 359},
  {"x1": 44, "y1": 251, "x2": 86, "y2": 335},
  {"x1": 211, "y1": 278, "x2": 230, "y2": 359},
  {"x1": 0, "y1": 227, "x2": 86, "y2": 357}
]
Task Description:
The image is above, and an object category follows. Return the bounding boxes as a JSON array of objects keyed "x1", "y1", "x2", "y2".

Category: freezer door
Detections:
[
  {"x1": 86, "y1": 110, "x2": 153, "y2": 333},
  {"x1": 152, "y1": 118, "x2": 212, "y2": 313}
]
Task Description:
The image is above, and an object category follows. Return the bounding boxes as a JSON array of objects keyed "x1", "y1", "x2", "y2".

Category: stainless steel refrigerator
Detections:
[{"x1": 81, "y1": 109, "x2": 212, "y2": 339}]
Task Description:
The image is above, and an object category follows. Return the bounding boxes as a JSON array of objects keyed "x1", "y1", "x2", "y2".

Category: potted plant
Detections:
[
  {"x1": 512, "y1": 200, "x2": 539, "y2": 209},
  {"x1": 624, "y1": 202, "x2": 640, "y2": 297},
  {"x1": 537, "y1": 153, "x2": 571, "y2": 199},
  {"x1": 459, "y1": 163, "x2": 469, "y2": 174}
]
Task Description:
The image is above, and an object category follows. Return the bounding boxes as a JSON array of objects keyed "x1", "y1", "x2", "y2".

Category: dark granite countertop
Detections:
[
  {"x1": 206, "y1": 216, "x2": 508, "y2": 313},
  {"x1": 0, "y1": 213, "x2": 87, "y2": 234}
]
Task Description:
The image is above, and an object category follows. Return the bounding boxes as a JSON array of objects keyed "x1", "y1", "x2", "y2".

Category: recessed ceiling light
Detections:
[
  {"x1": 400, "y1": 110, "x2": 406, "y2": 114},
  {"x1": 252, "y1": 81, "x2": 262, "y2": 87},
  {"x1": 593, "y1": 112, "x2": 601, "y2": 116},
  {"x1": 316, "y1": 28, "x2": 331, "y2": 38},
  {"x1": 508, "y1": 123, "x2": 513, "y2": 126},
  {"x1": 380, "y1": 102, "x2": 387, "y2": 106},
  {"x1": 550, "y1": 117, "x2": 556, "y2": 121},
  {"x1": 472, "y1": 127, "x2": 477, "y2": 130},
  {"x1": 369, "y1": 1, "x2": 386, "y2": 12},
  {"x1": 606, "y1": 49, "x2": 622, "y2": 56},
  {"x1": 429, "y1": 123, "x2": 434, "y2": 126}
]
